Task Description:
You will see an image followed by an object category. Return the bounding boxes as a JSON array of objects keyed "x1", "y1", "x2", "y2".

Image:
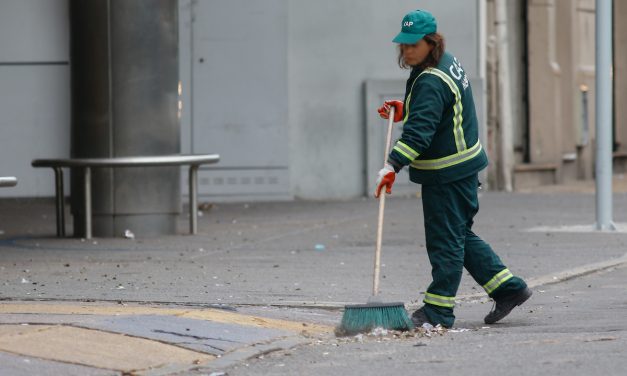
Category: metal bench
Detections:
[
  {"x1": 0, "y1": 177, "x2": 17, "y2": 188},
  {"x1": 32, "y1": 154, "x2": 220, "y2": 239}
]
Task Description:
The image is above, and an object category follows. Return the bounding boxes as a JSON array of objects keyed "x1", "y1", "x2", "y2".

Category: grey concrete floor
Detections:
[
  {"x1": 1, "y1": 191, "x2": 627, "y2": 375},
  {"x1": 217, "y1": 264, "x2": 627, "y2": 376},
  {"x1": 1, "y1": 193, "x2": 626, "y2": 309}
]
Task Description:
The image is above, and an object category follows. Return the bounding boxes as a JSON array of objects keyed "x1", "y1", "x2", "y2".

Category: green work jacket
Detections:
[{"x1": 388, "y1": 52, "x2": 488, "y2": 185}]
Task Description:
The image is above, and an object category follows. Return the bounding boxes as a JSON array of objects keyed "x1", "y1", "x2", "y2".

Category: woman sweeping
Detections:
[{"x1": 376, "y1": 9, "x2": 532, "y2": 328}]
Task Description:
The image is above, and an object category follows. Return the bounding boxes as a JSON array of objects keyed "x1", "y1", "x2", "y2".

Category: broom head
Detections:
[{"x1": 336, "y1": 302, "x2": 414, "y2": 336}]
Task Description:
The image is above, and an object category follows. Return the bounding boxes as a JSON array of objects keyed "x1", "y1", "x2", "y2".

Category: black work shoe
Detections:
[
  {"x1": 484, "y1": 287, "x2": 532, "y2": 324},
  {"x1": 411, "y1": 307, "x2": 434, "y2": 327}
]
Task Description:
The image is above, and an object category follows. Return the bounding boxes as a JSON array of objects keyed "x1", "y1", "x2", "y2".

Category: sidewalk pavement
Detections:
[{"x1": 1, "y1": 180, "x2": 627, "y2": 375}]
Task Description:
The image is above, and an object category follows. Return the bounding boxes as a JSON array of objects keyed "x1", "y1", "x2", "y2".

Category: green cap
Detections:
[{"x1": 392, "y1": 10, "x2": 437, "y2": 44}]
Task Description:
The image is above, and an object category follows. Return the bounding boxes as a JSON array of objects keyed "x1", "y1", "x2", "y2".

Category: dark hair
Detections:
[{"x1": 397, "y1": 32, "x2": 446, "y2": 70}]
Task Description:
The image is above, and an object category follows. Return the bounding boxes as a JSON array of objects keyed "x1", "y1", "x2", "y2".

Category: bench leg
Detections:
[
  {"x1": 84, "y1": 167, "x2": 92, "y2": 239},
  {"x1": 189, "y1": 165, "x2": 198, "y2": 234},
  {"x1": 53, "y1": 167, "x2": 65, "y2": 237}
]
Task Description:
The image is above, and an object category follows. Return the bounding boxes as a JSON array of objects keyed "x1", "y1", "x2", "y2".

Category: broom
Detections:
[{"x1": 336, "y1": 107, "x2": 414, "y2": 336}]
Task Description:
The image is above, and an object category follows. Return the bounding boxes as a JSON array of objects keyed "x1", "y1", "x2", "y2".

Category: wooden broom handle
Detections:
[{"x1": 373, "y1": 107, "x2": 395, "y2": 296}]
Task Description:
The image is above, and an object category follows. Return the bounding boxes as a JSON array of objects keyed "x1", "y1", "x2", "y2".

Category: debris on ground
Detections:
[
  {"x1": 333, "y1": 325, "x2": 447, "y2": 343},
  {"x1": 448, "y1": 328, "x2": 472, "y2": 333},
  {"x1": 198, "y1": 202, "x2": 214, "y2": 211},
  {"x1": 123, "y1": 229, "x2": 135, "y2": 239}
]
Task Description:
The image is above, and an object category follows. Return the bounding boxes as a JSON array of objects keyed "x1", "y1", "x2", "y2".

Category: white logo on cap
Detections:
[{"x1": 403, "y1": 21, "x2": 414, "y2": 27}]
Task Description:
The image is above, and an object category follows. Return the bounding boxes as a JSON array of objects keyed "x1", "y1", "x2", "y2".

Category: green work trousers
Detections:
[{"x1": 420, "y1": 173, "x2": 527, "y2": 327}]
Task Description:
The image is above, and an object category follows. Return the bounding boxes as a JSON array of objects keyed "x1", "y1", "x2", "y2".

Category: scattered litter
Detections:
[
  {"x1": 414, "y1": 342, "x2": 427, "y2": 347},
  {"x1": 336, "y1": 324, "x2": 446, "y2": 341},
  {"x1": 208, "y1": 372, "x2": 226, "y2": 376},
  {"x1": 314, "y1": 244, "x2": 326, "y2": 251},
  {"x1": 448, "y1": 328, "x2": 471, "y2": 333},
  {"x1": 197, "y1": 210, "x2": 204, "y2": 217},
  {"x1": 199, "y1": 202, "x2": 213, "y2": 211},
  {"x1": 21, "y1": 278, "x2": 30, "y2": 284},
  {"x1": 123, "y1": 230, "x2": 135, "y2": 239},
  {"x1": 421, "y1": 324, "x2": 446, "y2": 338},
  {"x1": 116, "y1": 285, "x2": 125, "y2": 290},
  {"x1": 584, "y1": 336, "x2": 617, "y2": 342},
  {"x1": 370, "y1": 327, "x2": 389, "y2": 336},
  {"x1": 198, "y1": 248, "x2": 205, "y2": 252}
]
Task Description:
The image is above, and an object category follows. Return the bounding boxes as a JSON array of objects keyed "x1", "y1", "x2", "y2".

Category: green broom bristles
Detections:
[{"x1": 336, "y1": 302, "x2": 414, "y2": 336}]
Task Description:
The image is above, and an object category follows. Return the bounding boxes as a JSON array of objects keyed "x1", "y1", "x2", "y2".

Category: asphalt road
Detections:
[{"x1": 205, "y1": 265, "x2": 627, "y2": 376}]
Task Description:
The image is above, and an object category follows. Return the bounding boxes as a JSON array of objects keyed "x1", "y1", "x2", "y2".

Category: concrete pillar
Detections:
[
  {"x1": 554, "y1": 0, "x2": 577, "y2": 182},
  {"x1": 573, "y1": 0, "x2": 597, "y2": 180},
  {"x1": 69, "y1": 0, "x2": 180, "y2": 237},
  {"x1": 615, "y1": 1, "x2": 627, "y2": 156},
  {"x1": 527, "y1": 0, "x2": 562, "y2": 165}
]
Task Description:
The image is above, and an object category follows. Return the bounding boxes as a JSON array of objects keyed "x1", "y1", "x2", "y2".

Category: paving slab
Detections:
[
  {"x1": 0, "y1": 324, "x2": 213, "y2": 373},
  {"x1": 0, "y1": 351, "x2": 116, "y2": 376},
  {"x1": 0, "y1": 301, "x2": 334, "y2": 375}
]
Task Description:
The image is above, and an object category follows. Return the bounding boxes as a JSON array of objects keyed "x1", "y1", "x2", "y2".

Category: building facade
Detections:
[
  {"x1": 485, "y1": 0, "x2": 627, "y2": 190},
  {"x1": 2, "y1": 0, "x2": 623, "y2": 203}
]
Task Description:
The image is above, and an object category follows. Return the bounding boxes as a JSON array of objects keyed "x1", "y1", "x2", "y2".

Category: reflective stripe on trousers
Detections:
[{"x1": 424, "y1": 292, "x2": 456, "y2": 308}]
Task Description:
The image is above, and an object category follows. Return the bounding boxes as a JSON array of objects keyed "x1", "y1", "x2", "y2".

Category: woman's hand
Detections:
[
  {"x1": 374, "y1": 163, "x2": 396, "y2": 198},
  {"x1": 377, "y1": 100, "x2": 404, "y2": 122}
]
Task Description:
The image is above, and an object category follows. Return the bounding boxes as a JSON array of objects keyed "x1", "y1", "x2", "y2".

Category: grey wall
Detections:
[
  {"x1": 2, "y1": 0, "x2": 484, "y2": 201},
  {"x1": 0, "y1": 0, "x2": 70, "y2": 198},
  {"x1": 180, "y1": 0, "x2": 290, "y2": 201}
]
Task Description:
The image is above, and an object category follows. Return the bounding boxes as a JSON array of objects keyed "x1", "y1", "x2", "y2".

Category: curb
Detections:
[{"x1": 186, "y1": 336, "x2": 311, "y2": 375}]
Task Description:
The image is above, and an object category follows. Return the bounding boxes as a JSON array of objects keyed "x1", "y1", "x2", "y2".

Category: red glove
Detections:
[
  {"x1": 374, "y1": 163, "x2": 396, "y2": 198},
  {"x1": 377, "y1": 100, "x2": 404, "y2": 123}
]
